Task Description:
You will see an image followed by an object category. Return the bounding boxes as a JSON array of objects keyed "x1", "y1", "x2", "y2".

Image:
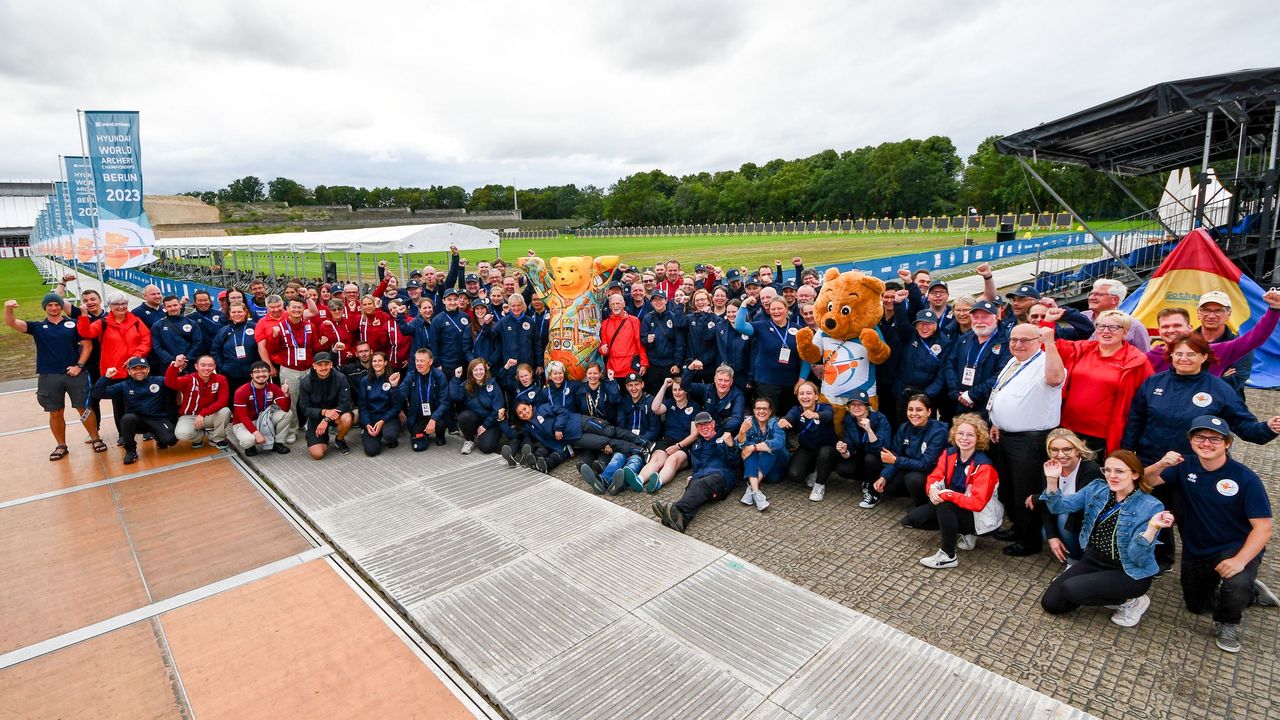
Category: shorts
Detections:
[
  {"x1": 303, "y1": 419, "x2": 329, "y2": 447},
  {"x1": 37, "y1": 373, "x2": 89, "y2": 412},
  {"x1": 655, "y1": 437, "x2": 680, "y2": 452}
]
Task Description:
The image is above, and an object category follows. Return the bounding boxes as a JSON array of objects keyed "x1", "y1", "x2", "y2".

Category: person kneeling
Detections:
[
  {"x1": 1041, "y1": 450, "x2": 1170, "y2": 627},
  {"x1": 165, "y1": 354, "x2": 232, "y2": 450},
  {"x1": 297, "y1": 352, "x2": 354, "y2": 459},
  {"x1": 230, "y1": 362, "x2": 294, "y2": 456},
  {"x1": 652, "y1": 412, "x2": 738, "y2": 532},
  {"x1": 905, "y1": 413, "x2": 1003, "y2": 569},
  {"x1": 94, "y1": 357, "x2": 178, "y2": 465}
]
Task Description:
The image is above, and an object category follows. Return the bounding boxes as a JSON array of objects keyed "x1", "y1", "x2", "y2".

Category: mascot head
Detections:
[
  {"x1": 813, "y1": 267, "x2": 885, "y2": 339},
  {"x1": 548, "y1": 256, "x2": 595, "y2": 298}
]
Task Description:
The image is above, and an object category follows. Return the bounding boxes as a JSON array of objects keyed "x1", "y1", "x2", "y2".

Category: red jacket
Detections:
[
  {"x1": 928, "y1": 448, "x2": 998, "y2": 512},
  {"x1": 164, "y1": 364, "x2": 230, "y2": 417},
  {"x1": 232, "y1": 381, "x2": 290, "y2": 433},
  {"x1": 313, "y1": 316, "x2": 352, "y2": 366},
  {"x1": 265, "y1": 318, "x2": 321, "y2": 371},
  {"x1": 78, "y1": 311, "x2": 151, "y2": 376},
  {"x1": 598, "y1": 313, "x2": 647, "y2": 377},
  {"x1": 1055, "y1": 339, "x2": 1153, "y2": 453},
  {"x1": 345, "y1": 310, "x2": 392, "y2": 353}
]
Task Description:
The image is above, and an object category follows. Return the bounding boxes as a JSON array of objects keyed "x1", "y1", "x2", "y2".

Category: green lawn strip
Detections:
[{"x1": 0, "y1": 259, "x2": 62, "y2": 382}]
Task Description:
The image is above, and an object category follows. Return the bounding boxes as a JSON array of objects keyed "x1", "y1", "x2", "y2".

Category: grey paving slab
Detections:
[
  {"x1": 251, "y1": 449, "x2": 411, "y2": 513},
  {"x1": 310, "y1": 481, "x2": 462, "y2": 556},
  {"x1": 470, "y1": 480, "x2": 631, "y2": 553},
  {"x1": 744, "y1": 702, "x2": 801, "y2": 720},
  {"x1": 636, "y1": 555, "x2": 857, "y2": 695},
  {"x1": 408, "y1": 554, "x2": 625, "y2": 693},
  {"x1": 423, "y1": 460, "x2": 556, "y2": 511},
  {"x1": 358, "y1": 514, "x2": 526, "y2": 607},
  {"x1": 770, "y1": 617, "x2": 1088, "y2": 720},
  {"x1": 538, "y1": 514, "x2": 724, "y2": 610},
  {"x1": 500, "y1": 615, "x2": 765, "y2": 720}
]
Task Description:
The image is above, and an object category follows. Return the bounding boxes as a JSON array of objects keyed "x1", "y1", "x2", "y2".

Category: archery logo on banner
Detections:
[{"x1": 84, "y1": 110, "x2": 157, "y2": 269}]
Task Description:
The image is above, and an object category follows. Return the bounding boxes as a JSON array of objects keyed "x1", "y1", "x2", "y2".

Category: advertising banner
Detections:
[
  {"x1": 84, "y1": 110, "x2": 157, "y2": 268},
  {"x1": 63, "y1": 156, "x2": 98, "y2": 264}
]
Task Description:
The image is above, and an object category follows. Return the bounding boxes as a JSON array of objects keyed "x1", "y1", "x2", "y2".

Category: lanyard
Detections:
[
  {"x1": 993, "y1": 351, "x2": 1041, "y2": 393},
  {"x1": 768, "y1": 321, "x2": 790, "y2": 346},
  {"x1": 250, "y1": 385, "x2": 266, "y2": 415},
  {"x1": 632, "y1": 404, "x2": 643, "y2": 432},
  {"x1": 584, "y1": 385, "x2": 601, "y2": 416},
  {"x1": 547, "y1": 386, "x2": 567, "y2": 407},
  {"x1": 234, "y1": 324, "x2": 248, "y2": 350},
  {"x1": 443, "y1": 311, "x2": 465, "y2": 335},
  {"x1": 417, "y1": 373, "x2": 432, "y2": 405},
  {"x1": 920, "y1": 340, "x2": 940, "y2": 360},
  {"x1": 1097, "y1": 498, "x2": 1125, "y2": 525},
  {"x1": 286, "y1": 321, "x2": 310, "y2": 351},
  {"x1": 966, "y1": 336, "x2": 993, "y2": 368}
]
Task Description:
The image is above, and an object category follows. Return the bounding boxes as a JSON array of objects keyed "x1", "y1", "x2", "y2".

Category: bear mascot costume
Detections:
[
  {"x1": 518, "y1": 254, "x2": 620, "y2": 381},
  {"x1": 796, "y1": 267, "x2": 891, "y2": 423}
]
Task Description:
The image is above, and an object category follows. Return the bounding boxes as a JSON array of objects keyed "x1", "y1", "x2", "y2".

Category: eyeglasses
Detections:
[
  {"x1": 1048, "y1": 447, "x2": 1077, "y2": 455},
  {"x1": 1008, "y1": 337, "x2": 1039, "y2": 344},
  {"x1": 1170, "y1": 352, "x2": 1202, "y2": 360},
  {"x1": 1191, "y1": 434, "x2": 1225, "y2": 446},
  {"x1": 1198, "y1": 308, "x2": 1228, "y2": 316},
  {"x1": 1101, "y1": 467, "x2": 1131, "y2": 476},
  {"x1": 1095, "y1": 324, "x2": 1123, "y2": 333}
]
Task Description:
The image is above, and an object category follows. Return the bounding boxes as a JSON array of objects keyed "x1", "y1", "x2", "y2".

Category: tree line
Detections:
[{"x1": 182, "y1": 135, "x2": 1163, "y2": 226}]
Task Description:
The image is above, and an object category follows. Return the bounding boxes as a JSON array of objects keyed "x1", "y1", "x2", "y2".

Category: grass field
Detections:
[
  {"x1": 173, "y1": 222, "x2": 1141, "y2": 283},
  {"x1": 0, "y1": 259, "x2": 61, "y2": 382}
]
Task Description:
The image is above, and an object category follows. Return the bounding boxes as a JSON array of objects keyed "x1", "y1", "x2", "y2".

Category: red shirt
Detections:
[
  {"x1": 265, "y1": 318, "x2": 320, "y2": 370},
  {"x1": 164, "y1": 365, "x2": 230, "y2": 416},
  {"x1": 1057, "y1": 340, "x2": 1153, "y2": 452},
  {"x1": 345, "y1": 310, "x2": 391, "y2": 353},
  {"x1": 232, "y1": 381, "x2": 290, "y2": 432}
]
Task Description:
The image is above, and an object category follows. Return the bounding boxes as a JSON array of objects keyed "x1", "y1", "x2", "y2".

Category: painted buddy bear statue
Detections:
[
  {"x1": 518, "y1": 254, "x2": 620, "y2": 381},
  {"x1": 796, "y1": 268, "x2": 891, "y2": 419}
]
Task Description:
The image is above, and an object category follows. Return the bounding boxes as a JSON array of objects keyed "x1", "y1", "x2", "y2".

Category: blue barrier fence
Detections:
[
  {"x1": 63, "y1": 262, "x2": 228, "y2": 300},
  {"x1": 814, "y1": 231, "x2": 1099, "y2": 279}
]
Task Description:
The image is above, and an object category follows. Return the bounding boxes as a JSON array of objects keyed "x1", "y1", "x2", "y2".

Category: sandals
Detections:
[
  {"x1": 91, "y1": 439, "x2": 108, "y2": 453},
  {"x1": 49, "y1": 445, "x2": 70, "y2": 461}
]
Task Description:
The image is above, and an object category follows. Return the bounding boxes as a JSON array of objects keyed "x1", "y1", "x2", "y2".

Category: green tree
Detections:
[
  {"x1": 220, "y1": 175, "x2": 265, "y2": 203},
  {"x1": 267, "y1": 177, "x2": 311, "y2": 206}
]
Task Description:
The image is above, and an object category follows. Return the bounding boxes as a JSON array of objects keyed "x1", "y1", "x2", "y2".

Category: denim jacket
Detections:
[{"x1": 1042, "y1": 479, "x2": 1163, "y2": 580}]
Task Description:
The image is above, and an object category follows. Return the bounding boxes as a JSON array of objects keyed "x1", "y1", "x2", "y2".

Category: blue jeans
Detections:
[
  {"x1": 602, "y1": 451, "x2": 643, "y2": 479},
  {"x1": 743, "y1": 451, "x2": 782, "y2": 483}
]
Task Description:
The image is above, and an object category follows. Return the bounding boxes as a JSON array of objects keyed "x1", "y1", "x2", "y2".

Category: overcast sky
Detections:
[{"x1": 2, "y1": 1, "x2": 1277, "y2": 194}]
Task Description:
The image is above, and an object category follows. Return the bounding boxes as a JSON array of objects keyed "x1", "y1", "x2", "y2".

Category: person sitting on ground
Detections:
[
  {"x1": 778, "y1": 381, "x2": 837, "y2": 500},
  {"x1": 835, "y1": 390, "x2": 893, "y2": 509},
  {"x1": 211, "y1": 302, "x2": 259, "y2": 396},
  {"x1": 94, "y1": 357, "x2": 178, "y2": 465},
  {"x1": 357, "y1": 351, "x2": 403, "y2": 456},
  {"x1": 441, "y1": 357, "x2": 504, "y2": 455},
  {"x1": 1038, "y1": 428, "x2": 1101, "y2": 564},
  {"x1": 230, "y1": 361, "x2": 293, "y2": 456},
  {"x1": 296, "y1": 351, "x2": 354, "y2": 458},
  {"x1": 509, "y1": 362, "x2": 541, "y2": 409},
  {"x1": 652, "y1": 411, "x2": 739, "y2": 532},
  {"x1": 680, "y1": 364, "x2": 746, "y2": 437},
  {"x1": 4, "y1": 294, "x2": 104, "y2": 458},
  {"x1": 873, "y1": 394, "x2": 948, "y2": 511},
  {"x1": 397, "y1": 347, "x2": 450, "y2": 451},
  {"x1": 737, "y1": 396, "x2": 789, "y2": 512},
  {"x1": 907, "y1": 413, "x2": 1003, "y2": 569},
  {"x1": 1040, "y1": 450, "x2": 1170, "y2": 628},
  {"x1": 627, "y1": 376, "x2": 702, "y2": 494},
  {"x1": 1145, "y1": 415, "x2": 1278, "y2": 654},
  {"x1": 165, "y1": 354, "x2": 231, "y2": 449}
]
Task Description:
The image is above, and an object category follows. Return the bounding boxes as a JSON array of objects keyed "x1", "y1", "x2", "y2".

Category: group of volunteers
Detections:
[{"x1": 11, "y1": 244, "x2": 1280, "y2": 656}]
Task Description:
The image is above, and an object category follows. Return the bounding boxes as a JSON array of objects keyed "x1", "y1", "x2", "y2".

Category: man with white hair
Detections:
[{"x1": 1083, "y1": 279, "x2": 1149, "y2": 351}]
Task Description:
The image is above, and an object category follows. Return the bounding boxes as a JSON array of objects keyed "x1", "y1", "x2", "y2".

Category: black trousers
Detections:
[
  {"x1": 1041, "y1": 555, "x2": 1151, "y2": 614},
  {"x1": 877, "y1": 387, "x2": 901, "y2": 430},
  {"x1": 882, "y1": 470, "x2": 928, "y2": 506},
  {"x1": 674, "y1": 472, "x2": 728, "y2": 523},
  {"x1": 408, "y1": 414, "x2": 446, "y2": 452},
  {"x1": 993, "y1": 430, "x2": 1049, "y2": 549},
  {"x1": 1181, "y1": 549, "x2": 1262, "y2": 625},
  {"x1": 1151, "y1": 483, "x2": 1181, "y2": 566},
  {"x1": 754, "y1": 381, "x2": 796, "y2": 417},
  {"x1": 456, "y1": 410, "x2": 502, "y2": 454},
  {"x1": 119, "y1": 413, "x2": 176, "y2": 452},
  {"x1": 644, "y1": 366, "x2": 678, "y2": 397},
  {"x1": 904, "y1": 501, "x2": 975, "y2": 556},
  {"x1": 361, "y1": 416, "x2": 402, "y2": 456},
  {"x1": 786, "y1": 445, "x2": 838, "y2": 483},
  {"x1": 826, "y1": 451, "x2": 883, "y2": 490}
]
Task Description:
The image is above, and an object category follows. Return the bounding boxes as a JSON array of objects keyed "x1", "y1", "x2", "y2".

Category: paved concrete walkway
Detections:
[{"x1": 247, "y1": 441, "x2": 1090, "y2": 718}]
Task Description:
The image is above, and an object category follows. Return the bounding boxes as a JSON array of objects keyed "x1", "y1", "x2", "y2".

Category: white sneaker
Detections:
[
  {"x1": 1110, "y1": 594, "x2": 1151, "y2": 627},
  {"x1": 460, "y1": 440, "x2": 475, "y2": 455},
  {"x1": 809, "y1": 483, "x2": 826, "y2": 502},
  {"x1": 741, "y1": 487, "x2": 755, "y2": 505},
  {"x1": 919, "y1": 549, "x2": 957, "y2": 569},
  {"x1": 956, "y1": 534, "x2": 977, "y2": 551},
  {"x1": 753, "y1": 490, "x2": 769, "y2": 511},
  {"x1": 805, "y1": 472, "x2": 817, "y2": 488}
]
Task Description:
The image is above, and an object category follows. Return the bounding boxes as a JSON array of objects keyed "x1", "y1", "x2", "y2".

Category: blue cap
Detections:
[
  {"x1": 442, "y1": 287, "x2": 459, "y2": 298},
  {"x1": 726, "y1": 268, "x2": 742, "y2": 281},
  {"x1": 1007, "y1": 284, "x2": 1040, "y2": 299},
  {"x1": 970, "y1": 299, "x2": 999, "y2": 316},
  {"x1": 406, "y1": 279, "x2": 422, "y2": 289},
  {"x1": 745, "y1": 274, "x2": 762, "y2": 287},
  {"x1": 125, "y1": 356, "x2": 149, "y2": 369},
  {"x1": 1188, "y1": 415, "x2": 1232, "y2": 438},
  {"x1": 914, "y1": 309, "x2": 939, "y2": 325},
  {"x1": 848, "y1": 390, "x2": 871, "y2": 406},
  {"x1": 928, "y1": 280, "x2": 948, "y2": 291},
  {"x1": 624, "y1": 372, "x2": 643, "y2": 384},
  {"x1": 465, "y1": 273, "x2": 480, "y2": 283},
  {"x1": 651, "y1": 289, "x2": 667, "y2": 299}
]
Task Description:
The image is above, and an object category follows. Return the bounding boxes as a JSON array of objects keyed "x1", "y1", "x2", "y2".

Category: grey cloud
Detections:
[{"x1": 594, "y1": 0, "x2": 751, "y2": 73}]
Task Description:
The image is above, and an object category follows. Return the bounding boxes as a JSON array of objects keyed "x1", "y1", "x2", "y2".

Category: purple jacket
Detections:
[{"x1": 1145, "y1": 307, "x2": 1279, "y2": 375}]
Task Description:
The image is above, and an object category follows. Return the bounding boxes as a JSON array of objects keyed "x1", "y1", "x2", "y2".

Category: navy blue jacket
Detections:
[
  {"x1": 625, "y1": 299, "x2": 653, "y2": 321},
  {"x1": 905, "y1": 284, "x2": 955, "y2": 338},
  {"x1": 472, "y1": 321, "x2": 500, "y2": 369},
  {"x1": 539, "y1": 380, "x2": 576, "y2": 412},
  {"x1": 616, "y1": 391, "x2": 661, "y2": 442},
  {"x1": 682, "y1": 381, "x2": 745, "y2": 436},
  {"x1": 574, "y1": 380, "x2": 620, "y2": 421},
  {"x1": 438, "y1": 375, "x2": 502, "y2": 426},
  {"x1": 190, "y1": 308, "x2": 225, "y2": 352},
  {"x1": 890, "y1": 306, "x2": 951, "y2": 397},
  {"x1": 1122, "y1": 369, "x2": 1277, "y2": 464},
  {"x1": 879, "y1": 419, "x2": 949, "y2": 482},
  {"x1": 395, "y1": 367, "x2": 449, "y2": 423},
  {"x1": 398, "y1": 315, "x2": 434, "y2": 357},
  {"x1": 151, "y1": 314, "x2": 205, "y2": 366},
  {"x1": 734, "y1": 311, "x2": 800, "y2": 387},
  {"x1": 688, "y1": 434, "x2": 739, "y2": 488},
  {"x1": 94, "y1": 375, "x2": 168, "y2": 417},
  {"x1": 840, "y1": 410, "x2": 893, "y2": 454},
  {"x1": 782, "y1": 403, "x2": 837, "y2": 449},
  {"x1": 684, "y1": 311, "x2": 720, "y2": 372},
  {"x1": 659, "y1": 397, "x2": 703, "y2": 442},
  {"x1": 359, "y1": 371, "x2": 403, "y2": 423},
  {"x1": 714, "y1": 320, "x2": 753, "y2": 390},
  {"x1": 941, "y1": 330, "x2": 1011, "y2": 411},
  {"x1": 211, "y1": 320, "x2": 259, "y2": 380},
  {"x1": 430, "y1": 309, "x2": 474, "y2": 371},
  {"x1": 524, "y1": 403, "x2": 575, "y2": 455},
  {"x1": 642, "y1": 308, "x2": 687, "y2": 370},
  {"x1": 495, "y1": 312, "x2": 541, "y2": 371}
]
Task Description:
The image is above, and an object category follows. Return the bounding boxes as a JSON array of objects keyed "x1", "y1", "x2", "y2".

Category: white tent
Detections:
[{"x1": 153, "y1": 222, "x2": 499, "y2": 254}]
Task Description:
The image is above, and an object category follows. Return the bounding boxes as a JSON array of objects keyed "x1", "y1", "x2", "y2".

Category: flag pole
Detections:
[{"x1": 77, "y1": 110, "x2": 108, "y2": 297}]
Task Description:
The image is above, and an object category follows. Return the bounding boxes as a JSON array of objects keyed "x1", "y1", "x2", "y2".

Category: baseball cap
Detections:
[
  {"x1": 651, "y1": 289, "x2": 668, "y2": 300},
  {"x1": 726, "y1": 268, "x2": 742, "y2": 281},
  {"x1": 442, "y1": 288, "x2": 459, "y2": 298},
  {"x1": 465, "y1": 273, "x2": 480, "y2": 283},
  {"x1": 624, "y1": 372, "x2": 643, "y2": 384},
  {"x1": 312, "y1": 351, "x2": 334, "y2": 364},
  {"x1": 1197, "y1": 290, "x2": 1232, "y2": 309},
  {"x1": 745, "y1": 275, "x2": 762, "y2": 287},
  {"x1": 693, "y1": 411, "x2": 714, "y2": 424},
  {"x1": 848, "y1": 390, "x2": 871, "y2": 406},
  {"x1": 928, "y1": 280, "x2": 949, "y2": 291},
  {"x1": 406, "y1": 279, "x2": 422, "y2": 289},
  {"x1": 1007, "y1": 284, "x2": 1041, "y2": 299},
  {"x1": 125, "y1": 356, "x2": 149, "y2": 369},
  {"x1": 607, "y1": 281, "x2": 624, "y2": 291},
  {"x1": 781, "y1": 279, "x2": 798, "y2": 291},
  {"x1": 409, "y1": 270, "x2": 423, "y2": 278},
  {"x1": 1187, "y1": 414, "x2": 1232, "y2": 438},
  {"x1": 970, "y1": 299, "x2": 999, "y2": 316},
  {"x1": 914, "y1": 309, "x2": 940, "y2": 325}
]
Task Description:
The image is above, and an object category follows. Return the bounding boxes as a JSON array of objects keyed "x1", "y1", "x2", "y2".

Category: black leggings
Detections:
[
  {"x1": 786, "y1": 445, "x2": 838, "y2": 483},
  {"x1": 361, "y1": 416, "x2": 402, "y2": 456},
  {"x1": 457, "y1": 410, "x2": 503, "y2": 454},
  {"x1": 881, "y1": 470, "x2": 928, "y2": 506},
  {"x1": 1041, "y1": 555, "x2": 1151, "y2": 615},
  {"x1": 574, "y1": 416, "x2": 646, "y2": 455},
  {"x1": 823, "y1": 450, "x2": 883, "y2": 488},
  {"x1": 753, "y1": 381, "x2": 796, "y2": 417},
  {"x1": 904, "y1": 501, "x2": 975, "y2": 556},
  {"x1": 119, "y1": 413, "x2": 177, "y2": 452}
]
